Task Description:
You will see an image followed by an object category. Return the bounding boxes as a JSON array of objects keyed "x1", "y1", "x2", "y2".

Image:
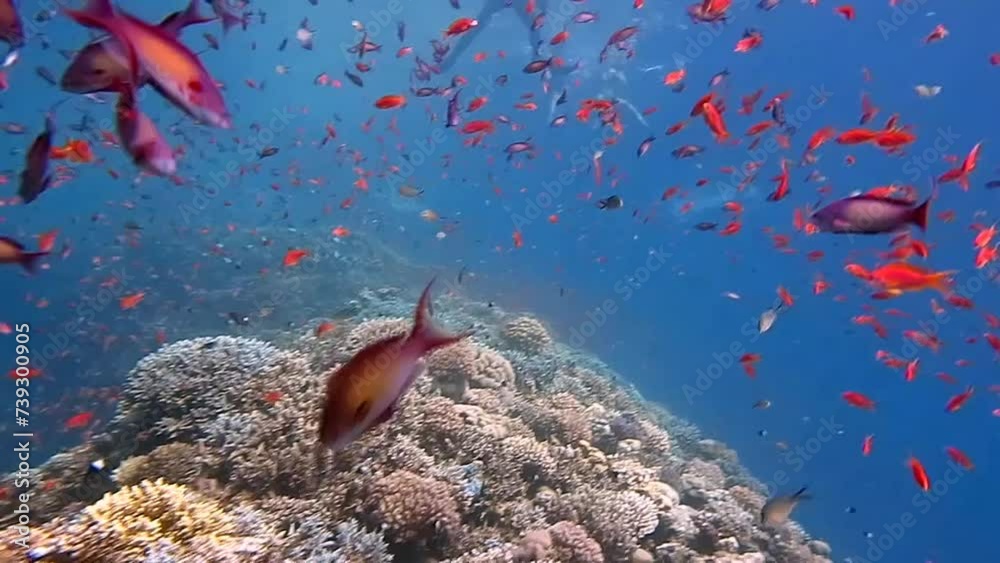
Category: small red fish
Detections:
[
  {"x1": 908, "y1": 456, "x2": 930, "y2": 491},
  {"x1": 119, "y1": 292, "x2": 145, "y2": 310},
  {"x1": 283, "y1": 248, "x2": 309, "y2": 267},
  {"x1": 842, "y1": 390, "x2": 876, "y2": 411}
]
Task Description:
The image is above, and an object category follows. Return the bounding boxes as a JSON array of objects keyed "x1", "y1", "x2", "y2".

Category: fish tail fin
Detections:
[
  {"x1": 793, "y1": 486, "x2": 811, "y2": 500},
  {"x1": 931, "y1": 271, "x2": 957, "y2": 294},
  {"x1": 20, "y1": 252, "x2": 48, "y2": 274},
  {"x1": 411, "y1": 278, "x2": 468, "y2": 352},
  {"x1": 911, "y1": 197, "x2": 931, "y2": 231},
  {"x1": 63, "y1": 0, "x2": 140, "y2": 91}
]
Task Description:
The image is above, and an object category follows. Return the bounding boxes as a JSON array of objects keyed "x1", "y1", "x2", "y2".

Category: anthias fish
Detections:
[
  {"x1": 319, "y1": 280, "x2": 468, "y2": 451},
  {"x1": 60, "y1": 0, "x2": 213, "y2": 94},
  {"x1": 64, "y1": 0, "x2": 232, "y2": 128},
  {"x1": 115, "y1": 85, "x2": 177, "y2": 176}
]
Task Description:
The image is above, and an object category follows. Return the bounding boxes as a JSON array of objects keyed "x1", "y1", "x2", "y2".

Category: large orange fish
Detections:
[
  {"x1": 64, "y1": 0, "x2": 231, "y2": 128},
  {"x1": 319, "y1": 280, "x2": 468, "y2": 451},
  {"x1": 867, "y1": 262, "x2": 955, "y2": 298},
  {"x1": 60, "y1": 0, "x2": 214, "y2": 94}
]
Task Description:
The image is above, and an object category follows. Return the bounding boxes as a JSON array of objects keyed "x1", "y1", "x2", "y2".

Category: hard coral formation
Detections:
[
  {"x1": 501, "y1": 315, "x2": 554, "y2": 353},
  {"x1": 0, "y1": 285, "x2": 834, "y2": 563},
  {"x1": 368, "y1": 470, "x2": 462, "y2": 553},
  {"x1": 27, "y1": 478, "x2": 281, "y2": 562}
]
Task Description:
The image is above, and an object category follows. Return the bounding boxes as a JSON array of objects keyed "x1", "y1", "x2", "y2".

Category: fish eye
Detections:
[{"x1": 92, "y1": 68, "x2": 105, "y2": 75}]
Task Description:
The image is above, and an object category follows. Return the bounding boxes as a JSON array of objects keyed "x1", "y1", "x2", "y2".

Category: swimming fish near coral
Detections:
[
  {"x1": 319, "y1": 279, "x2": 468, "y2": 451},
  {"x1": 761, "y1": 486, "x2": 811, "y2": 526}
]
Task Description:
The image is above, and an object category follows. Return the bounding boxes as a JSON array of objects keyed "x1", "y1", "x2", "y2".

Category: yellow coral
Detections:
[
  {"x1": 36, "y1": 478, "x2": 271, "y2": 563},
  {"x1": 501, "y1": 316, "x2": 553, "y2": 353}
]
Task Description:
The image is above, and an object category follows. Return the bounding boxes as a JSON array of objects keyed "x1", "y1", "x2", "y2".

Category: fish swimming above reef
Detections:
[
  {"x1": 761, "y1": 486, "x2": 811, "y2": 525},
  {"x1": 319, "y1": 279, "x2": 468, "y2": 452}
]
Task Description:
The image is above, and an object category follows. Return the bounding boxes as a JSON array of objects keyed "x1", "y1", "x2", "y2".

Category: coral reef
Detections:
[{"x1": 0, "y1": 284, "x2": 833, "y2": 563}]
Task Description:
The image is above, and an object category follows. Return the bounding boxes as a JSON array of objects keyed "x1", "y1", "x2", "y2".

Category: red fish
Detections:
[
  {"x1": 64, "y1": 411, "x2": 95, "y2": 430},
  {"x1": 908, "y1": 456, "x2": 930, "y2": 491},
  {"x1": 945, "y1": 446, "x2": 974, "y2": 470},
  {"x1": 283, "y1": 248, "x2": 309, "y2": 267},
  {"x1": 944, "y1": 385, "x2": 974, "y2": 413},
  {"x1": 862, "y1": 434, "x2": 874, "y2": 456},
  {"x1": 842, "y1": 391, "x2": 876, "y2": 411},
  {"x1": 319, "y1": 280, "x2": 468, "y2": 451}
]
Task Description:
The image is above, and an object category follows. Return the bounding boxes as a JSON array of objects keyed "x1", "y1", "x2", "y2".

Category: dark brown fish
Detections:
[
  {"x1": 18, "y1": 116, "x2": 55, "y2": 205},
  {"x1": 0, "y1": 0, "x2": 24, "y2": 49},
  {"x1": 319, "y1": 280, "x2": 467, "y2": 451}
]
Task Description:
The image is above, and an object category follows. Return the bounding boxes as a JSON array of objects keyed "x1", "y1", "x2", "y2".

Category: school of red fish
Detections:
[{"x1": 0, "y1": 0, "x2": 998, "y2": 510}]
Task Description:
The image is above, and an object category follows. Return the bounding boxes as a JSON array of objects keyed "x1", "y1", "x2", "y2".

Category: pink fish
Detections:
[
  {"x1": 64, "y1": 0, "x2": 232, "y2": 128},
  {"x1": 115, "y1": 85, "x2": 177, "y2": 176}
]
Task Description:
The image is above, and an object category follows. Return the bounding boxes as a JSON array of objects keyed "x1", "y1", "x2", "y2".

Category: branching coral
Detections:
[
  {"x1": 0, "y1": 285, "x2": 833, "y2": 563},
  {"x1": 368, "y1": 470, "x2": 462, "y2": 552},
  {"x1": 571, "y1": 488, "x2": 659, "y2": 559},
  {"x1": 110, "y1": 336, "x2": 314, "y2": 453},
  {"x1": 27, "y1": 478, "x2": 282, "y2": 562}
]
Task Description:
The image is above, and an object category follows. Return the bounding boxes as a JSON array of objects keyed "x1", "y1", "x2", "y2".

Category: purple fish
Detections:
[
  {"x1": 550, "y1": 115, "x2": 567, "y2": 127},
  {"x1": 446, "y1": 90, "x2": 461, "y2": 128},
  {"x1": 505, "y1": 139, "x2": 535, "y2": 161},
  {"x1": 637, "y1": 136, "x2": 655, "y2": 158},
  {"x1": 672, "y1": 144, "x2": 705, "y2": 159},
  {"x1": 523, "y1": 58, "x2": 551, "y2": 74},
  {"x1": 397, "y1": 21, "x2": 405, "y2": 42},
  {"x1": 811, "y1": 194, "x2": 930, "y2": 234},
  {"x1": 573, "y1": 11, "x2": 598, "y2": 24}
]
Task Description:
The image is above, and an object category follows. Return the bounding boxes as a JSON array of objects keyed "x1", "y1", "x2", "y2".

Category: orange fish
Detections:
[
  {"x1": 283, "y1": 248, "x2": 309, "y2": 267},
  {"x1": 50, "y1": 139, "x2": 95, "y2": 163},
  {"x1": 119, "y1": 292, "x2": 145, "y2": 310},
  {"x1": 374, "y1": 94, "x2": 407, "y2": 109},
  {"x1": 315, "y1": 321, "x2": 335, "y2": 337},
  {"x1": 319, "y1": 280, "x2": 468, "y2": 451},
  {"x1": 867, "y1": 262, "x2": 955, "y2": 299}
]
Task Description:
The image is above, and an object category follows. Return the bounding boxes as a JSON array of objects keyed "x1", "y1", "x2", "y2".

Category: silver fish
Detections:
[{"x1": 758, "y1": 307, "x2": 779, "y2": 334}]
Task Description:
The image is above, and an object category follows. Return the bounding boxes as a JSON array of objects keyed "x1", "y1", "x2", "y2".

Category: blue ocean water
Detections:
[{"x1": 1, "y1": 0, "x2": 998, "y2": 561}]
